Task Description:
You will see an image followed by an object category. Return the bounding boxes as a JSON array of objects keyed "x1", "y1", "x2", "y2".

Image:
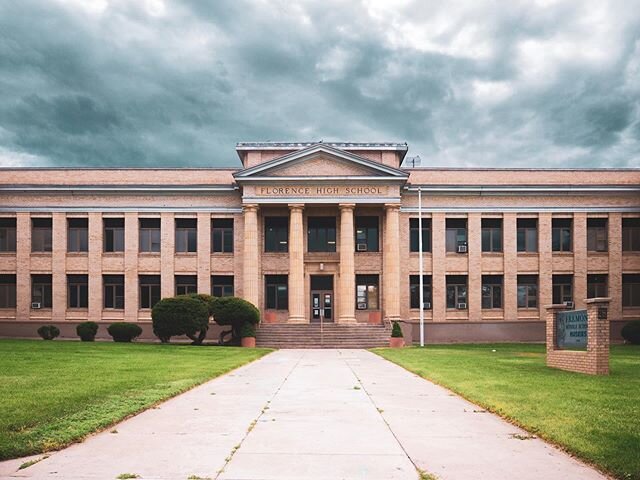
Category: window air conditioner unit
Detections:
[
  {"x1": 457, "y1": 302, "x2": 467, "y2": 309},
  {"x1": 564, "y1": 301, "x2": 574, "y2": 309},
  {"x1": 457, "y1": 243, "x2": 468, "y2": 254},
  {"x1": 31, "y1": 302, "x2": 41, "y2": 309},
  {"x1": 356, "y1": 243, "x2": 368, "y2": 252},
  {"x1": 357, "y1": 302, "x2": 367, "y2": 310},
  {"x1": 423, "y1": 302, "x2": 431, "y2": 309}
]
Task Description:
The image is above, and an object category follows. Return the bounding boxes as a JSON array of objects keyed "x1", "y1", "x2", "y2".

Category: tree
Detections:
[
  {"x1": 209, "y1": 296, "x2": 260, "y2": 345},
  {"x1": 151, "y1": 296, "x2": 210, "y2": 344}
]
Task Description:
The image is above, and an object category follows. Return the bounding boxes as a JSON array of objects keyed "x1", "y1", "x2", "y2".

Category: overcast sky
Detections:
[{"x1": 1, "y1": 0, "x2": 639, "y2": 168}]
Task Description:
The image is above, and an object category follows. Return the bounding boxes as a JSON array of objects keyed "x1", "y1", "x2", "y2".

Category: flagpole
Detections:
[{"x1": 418, "y1": 186, "x2": 425, "y2": 347}]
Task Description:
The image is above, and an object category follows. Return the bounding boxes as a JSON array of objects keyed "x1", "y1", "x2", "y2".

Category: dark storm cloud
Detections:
[{"x1": 0, "y1": 0, "x2": 638, "y2": 167}]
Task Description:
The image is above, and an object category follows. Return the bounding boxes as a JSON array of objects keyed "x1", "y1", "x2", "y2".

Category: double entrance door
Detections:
[{"x1": 310, "y1": 275, "x2": 333, "y2": 322}]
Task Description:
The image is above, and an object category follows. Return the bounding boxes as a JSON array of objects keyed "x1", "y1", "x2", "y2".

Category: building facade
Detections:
[{"x1": 1, "y1": 142, "x2": 639, "y2": 343}]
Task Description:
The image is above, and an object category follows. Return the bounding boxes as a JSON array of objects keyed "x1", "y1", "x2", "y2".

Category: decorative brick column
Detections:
[
  {"x1": 431, "y1": 213, "x2": 446, "y2": 322},
  {"x1": 124, "y1": 213, "x2": 139, "y2": 322},
  {"x1": 51, "y1": 213, "x2": 66, "y2": 322},
  {"x1": 87, "y1": 213, "x2": 102, "y2": 320},
  {"x1": 383, "y1": 204, "x2": 401, "y2": 323},
  {"x1": 160, "y1": 213, "x2": 175, "y2": 299},
  {"x1": 338, "y1": 204, "x2": 356, "y2": 324},
  {"x1": 242, "y1": 204, "x2": 260, "y2": 308},
  {"x1": 546, "y1": 297, "x2": 610, "y2": 375},
  {"x1": 288, "y1": 204, "x2": 306, "y2": 323},
  {"x1": 467, "y1": 213, "x2": 481, "y2": 320},
  {"x1": 15, "y1": 213, "x2": 30, "y2": 321},
  {"x1": 197, "y1": 213, "x2": 211, "y2": 296}
]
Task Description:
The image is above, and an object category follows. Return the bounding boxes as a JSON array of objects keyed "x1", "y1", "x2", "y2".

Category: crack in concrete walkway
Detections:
[{"x1": 2, "y1": 349, "x2": 607, "y2": 480}]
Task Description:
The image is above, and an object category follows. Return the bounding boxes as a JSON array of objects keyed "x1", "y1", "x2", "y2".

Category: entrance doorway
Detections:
[{"x1": 310, "y1": 275, "x2": 333, "y2": 322}]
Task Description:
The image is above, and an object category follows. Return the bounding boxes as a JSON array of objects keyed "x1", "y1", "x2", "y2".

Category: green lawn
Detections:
[
  {"x1": 373, "y1": 344, "x2": 640, "y2": 480},
  {"x1": 0, "y1": 339, "x2": 271, "y2": 460}
]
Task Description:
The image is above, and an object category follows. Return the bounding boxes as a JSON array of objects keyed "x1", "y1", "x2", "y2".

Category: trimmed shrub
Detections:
[
  {"x1": 151, "y1": 296, "x2": 209, "y2": 344},
  {"x1": 107, "y1": 323, "x2": 142, "y2": 343},
  {"x1": 37, "y1": 325, "x2": 60, "y2": 340},
  {"x1": 240, "y1": 322, "x2": 256, "y2": 338},
  {"x1": 621, "y1": 320, "x2": 640, "y2": 345},
  {"x1": 210, "y1": 296, "x2": 260, "y2": 344},
  {"x1": 391, "y1": 321, "x2": 403, "y2": 338},
  {"x1": 76, "y1": 321, "x2": 99, "y2": 342}
]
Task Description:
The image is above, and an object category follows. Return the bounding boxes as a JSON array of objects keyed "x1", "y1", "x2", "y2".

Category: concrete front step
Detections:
[{"x1": 256, "y1": 324, "x2": 391, "y2": 348}]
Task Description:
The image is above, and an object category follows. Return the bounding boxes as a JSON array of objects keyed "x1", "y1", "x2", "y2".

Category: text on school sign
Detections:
[{"x1": 257, "y1": 186, "x2": 388, "y2": 196}]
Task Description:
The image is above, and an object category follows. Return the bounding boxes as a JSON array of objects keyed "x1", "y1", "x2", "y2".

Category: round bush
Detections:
[
  {"x1": 240, "y1": 322, "x2": 256, "y2": 338},
  {"x1": 152, "y1": 296, "x2": 210, "y2": 344},
  {"x1": 37, "y1": 325, "x2": 60, "y2": 340},
  {"x1": 107, "y1": 322, "x2": 142, "y2": 343},
  {"x1": 391, "y1": 321, "x2": 403, "y2": 338},
  {"x1": 76, "y1": 321, "x2": 99, "y2": 342},
  {"x1": 621, "y1": 320, "x2": 640, "y2": 344}
]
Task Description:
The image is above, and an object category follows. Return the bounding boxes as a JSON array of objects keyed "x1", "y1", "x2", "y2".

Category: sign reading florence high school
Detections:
[{"x1": 257, "y1": 185, "x2": 388, "y2": 196}]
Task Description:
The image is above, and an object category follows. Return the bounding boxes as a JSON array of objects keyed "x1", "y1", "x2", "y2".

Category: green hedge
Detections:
[
  {"x1": 37, "y1": 325, "x2": 60, "y2": 340},
  {"x1": 151, "y1": 296, "x2": 209, "y2": 344},
  {"x1": 76, "y1": 321, "x2": 98, "y2": 342},
  {"x1": 391, "y1": 321, "x2": 403, "y2": 338},
  {"x1": 107, "y1": 323, "x2": 142, "y2": 343}
]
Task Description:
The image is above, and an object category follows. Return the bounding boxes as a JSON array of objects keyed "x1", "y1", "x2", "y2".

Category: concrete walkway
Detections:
[{"x1": 3, "y1": 350, "x2": 606, "y2": 480}]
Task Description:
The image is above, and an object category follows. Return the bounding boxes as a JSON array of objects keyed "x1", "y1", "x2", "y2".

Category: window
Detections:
[
  {"x1": 622, "y1": 218, "x2": 640, "y2": 252},
  {"x1": 139, "y1": 218, "x2": 161, "y2": 252},
  {"x1": 212, "y1": 218, "x2": 234, "y2": 253},
  {"x1": 139, "y1": 275, "x2": 161, "y2": 309},
  {"x1": 175, "y1": 218, "x2": 197, "y2": 253},
  {"x1": 104, "y1": 218, "x2": 125, "y2": 252},
  {"x1": 517, "y1": 275, "x2": 538, "y2": 308},
  {"x1": 212, "y1": 275, "x2": 234, "y2": 297},
  {"x1": 265, "y1": 275, "x2": 288, "y2": 310},
  {"x1": 355, "y1": 216, "x2": 379, "y2": 252},
  {"x1": 0, "y1": 218, "x2": 16, "y2": 252},
  {"x1": 265, "y1": 217, "x2": 288, "y2": 252},
  {"x1": 481, "y1": 219, "x2": 503, "y2": 252},
  {"x1": 587, "y1": 218, "x2": 608, "y2": 252},
  {"x1": 623, "y1": 274, "x2": 640, "y2": 307},
  {"x1": 409, "y1": 275, "x2": 432, "y2": 309},
  {"x1": 31, "y1": 274, "x2": 52, "y2": 308},
  {"x1": 307, "y1": 217, "x2": 336, "y2": 252},
  {"x1": 446, "y1": 275, "x2": 468, "y2": 308},
  {"x1": 67, "y1": 218, "x2": 88, "y2": 252},
  {"x1": 587, "y1": 274, "x2": 608, "y2": 299},
  {"x1": 409, "y1": 218, "x2": 431, "y2": 252},
  {"x1": 552, "y1": 218, "x2": 572, "y2": 252},
  {"x1": 356, "y1": 274, "x2": 379, "y2": 310},
  {"x1": 0, "y1": 274, "x2": 16, "y2": 308},
  {"x1": 482, "y1": 275, "x2": 503, "y2": 309},
  {"x1": 517, "y1": 218, "x2": 538, "y2": 252},
  {"x1": 175, "y1": 275, "x2": 197, "y2": 296},
  {"x1": 67, "y1": 274, "x2": 88, "y2": 308},
  {"x1": 446, "y1": 219, "x2": 467, "y2": 253},
  {"x1": 103, "y1": 275, "x2": 124, "y2": 309},
  {"x1": 31, "y1": 218, "x2": 52, "y2": 252},
  {"x1": 552, "y1": 274, "x2": 573, "y2": 304}
]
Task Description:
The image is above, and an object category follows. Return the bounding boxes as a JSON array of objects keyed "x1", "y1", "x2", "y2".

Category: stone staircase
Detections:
[{"x1": 256, "y1": 323, "x2": 391, "y2": 348}]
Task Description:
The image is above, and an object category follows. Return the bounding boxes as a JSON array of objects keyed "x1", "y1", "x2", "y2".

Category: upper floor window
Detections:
[
  {"x1": 517, "y1": 275, "x2": 538, "y2": 309},
  {"x1": 356, "y1": 274, "x2": 379, "y2": 310},
  {"x1": 175, "y1": 218, "x2": 197, "y2": 253},
  {"x1": 623, "y1": 274, "x2": 640, "y2": 307},
  {"x1": 139, "y1": 275, "x2": 161, "y2": 309},
  {"x1": 175, "y1": 275, "x2": 197, "y2": 296},
  {"x1": 409, "y1": 218, "x2": 431, "y2": 252},
  {"x1": 308, "y1": 217, "x2": 336, "y2": 252},
  {"x1": 265, "y1": 217, "x2": 288, "y2": 252},
  {"x1": 587, "y1": 274, "x2": 608, "y2": 299},
  {"x1": 67, "y1": 218, "x2": 88, "y2": 253},
  {"x1": 355, "y1": 216, "x2": 379, "y2": 252},
  {"x1": 31, "y1": 218, "x2": 52, "y2": 252},
  {"x1": 552, "y1": 218, "x2": 572, "y2": 252},
  {"x1": 552, "y1": 274, "x2": 573, "y2": 304},
  {"x1": 587, "y1": 218, "x2": 607, "y2": 252},
  {"x1": 446, "y1": 275, "x2": 467, "y2": 309},
  {"x1": 212, "y1": 275, "x2": 234, "y2": 297},
  {"x1": 103, "y1": 275, "x2": 124, "y2": 309},
  {"x1": 481, "y1": 218, "x2": 502, "y2": 253},
  {"x1": 0, "y1": 274, "x2": 16, "y2": 308},
  {"x1": 0, "y1": 218, "x2": 16, "y2": 252},
  {"x1": 622, "y1": 218, "x2": 640, "y2": 252},
  {"x1": 482, "y1": 275, "x2": 503, "y2": 309},
  {"x1": 139, "y1": 218, "x2": 161, "y2": 253},
  {"x1": 104, "y1": 218, "x2": 125, "y2": 252},
  {"x1": 31, "y1": 274, "x2": 52, "y2": 308},
  {"x1": 409, "y1": 275, "x2": 432, "y2": 309},
  {"x1": 212, "y1": 218, "x2": 234, "y2": 253},
  {"x1": 265, "y1": 274, "x2": 288, "y2": 310},
  {"x1": 517, "y1": 218, "x2": 538, "y2": 252},
  {"x1": 67, "y1": 274, "x2": 88, "y2": 308},
  {"x1": 446, "y1": 219, "x2": 467, "y2": 253}
]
